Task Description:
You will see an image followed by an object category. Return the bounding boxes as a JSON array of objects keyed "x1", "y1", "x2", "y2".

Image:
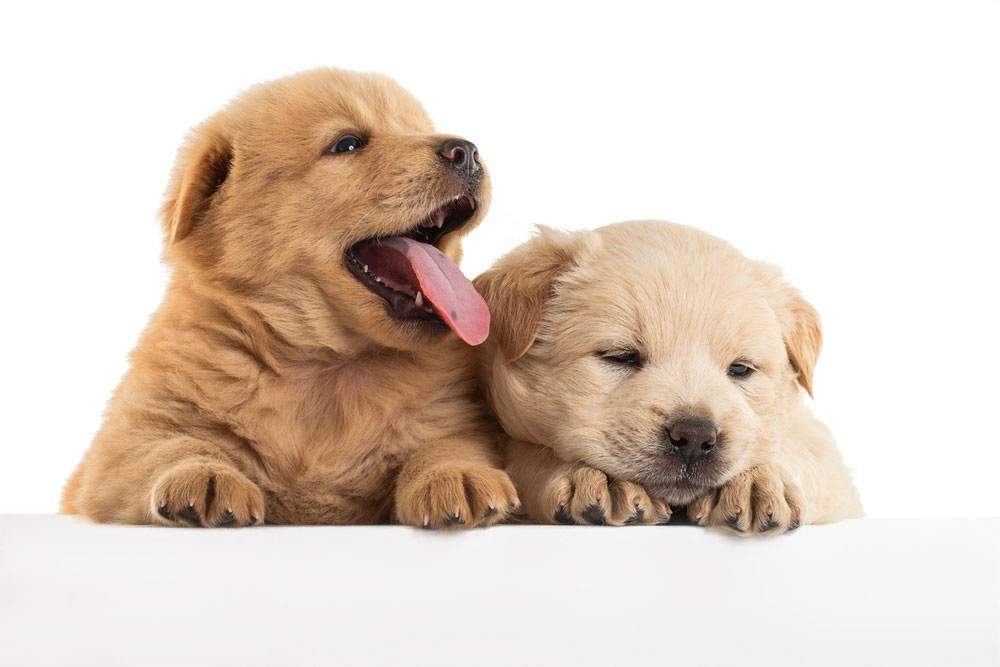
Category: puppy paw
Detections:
[
  {"x1": 687, "y1": 464, "x2": 804, "y2": 535},
  {"x1": 150, "y1": 460, "x2": 265, "y2": 527},
  {"x1": 395, "y1": 466, "x2": 520, "y2": 529},
  {"x1": 543, "y1": 466, "x2": 671, "y2": 526}
]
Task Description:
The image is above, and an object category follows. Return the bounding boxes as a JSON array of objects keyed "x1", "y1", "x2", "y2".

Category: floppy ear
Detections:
[
  {"x1": 761, "y1": 267, "x2": 823, "y2": 396},
  {"x1": 782, "y1": 290, "x2": 822, "y2": 396},
  {"x1": 473, "y1": 227, "x2": 585, "y2": 363},
  {"x1": 161, "y1": 119, "x2": 233, "y2": 245}
]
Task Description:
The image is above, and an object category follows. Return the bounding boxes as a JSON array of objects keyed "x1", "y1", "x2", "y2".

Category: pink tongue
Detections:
[{"x1": 379, "y1": 237, "x2": 490, "y2": 346}]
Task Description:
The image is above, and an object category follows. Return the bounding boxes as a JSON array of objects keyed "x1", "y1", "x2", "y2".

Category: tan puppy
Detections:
[
  {"x1": 476, "y1": 221, "x2": 862, "y2": 533},
  {"x1": 61, "y1": 68, "x2": 518, "y2": 528}
]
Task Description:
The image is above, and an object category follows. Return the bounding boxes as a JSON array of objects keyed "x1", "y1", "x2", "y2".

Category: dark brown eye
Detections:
[
  {"x1": 599, "y1": 350, "x2": 642, "y2": 368},
  {"x1": 727, "y1": 362, "x2": 755, "y2": 378},
  {"x1": 329, "y1": 134, "x2": 364, "y2": 154}
]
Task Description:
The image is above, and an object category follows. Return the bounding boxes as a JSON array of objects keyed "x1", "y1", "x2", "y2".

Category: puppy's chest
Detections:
[{"x1": 247, "y1": 359, "x2": 467, "y2": 478}]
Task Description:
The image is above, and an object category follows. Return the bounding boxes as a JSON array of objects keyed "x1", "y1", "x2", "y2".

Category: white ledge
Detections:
[{"x1": 1, "y1": 515, "x2": 997, "y2": 666}]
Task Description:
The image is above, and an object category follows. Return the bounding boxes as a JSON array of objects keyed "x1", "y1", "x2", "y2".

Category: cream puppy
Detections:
[{"x1": 475, "y1": 221, "x2": 862, "y2": 533}]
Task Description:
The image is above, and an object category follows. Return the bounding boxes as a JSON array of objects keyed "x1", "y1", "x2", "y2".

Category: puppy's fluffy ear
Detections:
[
  {"x1": 161, "y1": 119, "x2": 233, "y2": 245},
  {"x1": 782, "y1": 291, "x2": 822, "y2": 396},
  {"x1": 474, "y1": 227, "x2": 586, "y2": 363},
  {"x1": 759, "y1": 266, "x2": 823, "y2": 396}
]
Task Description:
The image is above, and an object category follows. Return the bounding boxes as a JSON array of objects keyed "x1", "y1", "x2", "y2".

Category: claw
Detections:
[
  {"x1": 177, "y1": 504, "x2": 201, "y2": 526},
  {"x1": 625, "y1": 506, "x2": 645, "y2": 525},
  {"x1": 214, "y1": 509, "x2": 237, "y2": 527},
  {"x1": 583, "y1": 504, "x2": 607, "y2": 526},
  {"x1": 759, "y1": 518, "x2": 780, "y2": 533},
  {"x1": 554, "y1": 505, "x2": 575, "y2": 525}
]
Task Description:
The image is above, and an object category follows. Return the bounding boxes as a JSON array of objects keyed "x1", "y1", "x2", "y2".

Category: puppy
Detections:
[
  {"x1": 475, "y1": 221, "x2": 862, "y2": 533},
  {"x1": 60, "y1": 68, "x2": 518, "y2": 528}
]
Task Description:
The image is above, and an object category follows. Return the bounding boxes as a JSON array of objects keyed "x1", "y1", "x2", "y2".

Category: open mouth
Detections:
[{"x1": 345, "y1": 194, "x2": 489, "y2": 346}]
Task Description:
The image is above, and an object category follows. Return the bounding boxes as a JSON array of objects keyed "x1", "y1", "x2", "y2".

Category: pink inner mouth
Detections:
[{"x1": 346, "y1": 195, "x2": 489, "y2": 346}]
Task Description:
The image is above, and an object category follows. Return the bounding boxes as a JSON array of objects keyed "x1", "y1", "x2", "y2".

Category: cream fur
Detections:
[{"x1": 476, "y1": 221, "x2": 862, "y2": 533}]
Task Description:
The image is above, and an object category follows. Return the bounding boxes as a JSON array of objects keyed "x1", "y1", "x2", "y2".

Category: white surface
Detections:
[
  {"x1": 3, "y1": 2, "x2": 1000, "y2": 517},
  {"x1": 1, "y1": 515, "x2": 997, "y2": 666}
]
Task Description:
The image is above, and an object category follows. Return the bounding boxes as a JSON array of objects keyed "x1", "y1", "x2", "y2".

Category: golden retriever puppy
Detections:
[
  {"x1": 475, "y1": 221, "x2": 862, "y2": 533},
  {"x1": 60, "y1": 68, "x2": 518, "y2": 528}
]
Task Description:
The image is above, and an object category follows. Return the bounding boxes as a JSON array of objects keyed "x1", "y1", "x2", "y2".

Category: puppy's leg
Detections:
[
  {"x1": 69, "y1": 435, "x2": 264, "y2": 527},
  {"x1": 394, "y1": 438, "x2": 519, "y2": 529},
  {"x1": 689, "y1": 402, "x2": 862, "y2": 534},
  {"x1": 506, "y1": 439, "x2": 671, "y2": 526},
  {"x1": 774, "y1": 401, "x2": 863, "y2": 525}
]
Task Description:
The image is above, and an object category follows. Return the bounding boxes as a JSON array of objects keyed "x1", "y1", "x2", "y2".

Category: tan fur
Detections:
[
  {"x1": 476, "y1": 221, "x2": 862, "y2": 533},
  {"x1": 61, "y1": 68, "x2": 518, "y2": 528}
]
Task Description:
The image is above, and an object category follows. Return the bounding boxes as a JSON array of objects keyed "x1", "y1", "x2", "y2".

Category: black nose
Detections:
[
  {"x1": 666, "y1": 419, "x2": 718, "y2": 464},
  {"x1": 438, "y1": 139, "x2": 480, "y2": 177}
]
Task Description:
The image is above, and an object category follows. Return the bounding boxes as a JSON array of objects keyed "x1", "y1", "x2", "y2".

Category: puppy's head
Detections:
[
  {"x1": 476, "y1": 221, "x2": 821, "y2": 504},
  {"x1": 162, "y1": 68, "x2": 491, "y2": 352}
]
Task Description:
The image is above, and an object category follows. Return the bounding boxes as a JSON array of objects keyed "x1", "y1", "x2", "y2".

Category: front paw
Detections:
[
  {"x1": 687, "y1": 464, "x2": 804, "y2": 535},
  {"x1": 395, "y1": 466, "x2": 520, "y2": 529},
  {"x1": 541, "y1": 465, "x2": 671, "y2": 526},
  {"x1": 150, "y1": 460, "x2": 265, "y2": 527}
]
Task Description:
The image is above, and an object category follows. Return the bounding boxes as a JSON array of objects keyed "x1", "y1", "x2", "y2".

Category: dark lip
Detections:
[
  {"x1": 344, "y1": 193, "x2": 478, "y2": 323},
  {"x1": 345, "y1": 251, "x2": 445, "y2": 324}
]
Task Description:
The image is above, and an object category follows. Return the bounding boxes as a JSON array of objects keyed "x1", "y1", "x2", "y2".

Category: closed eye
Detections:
[{"x1": 598, "y1": 349, "x2": 643, "y2": 368}]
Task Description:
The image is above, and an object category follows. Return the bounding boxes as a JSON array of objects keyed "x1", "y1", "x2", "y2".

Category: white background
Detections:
[{"x1": 1, "y1": 1, "x2": 998, "y2": 517}]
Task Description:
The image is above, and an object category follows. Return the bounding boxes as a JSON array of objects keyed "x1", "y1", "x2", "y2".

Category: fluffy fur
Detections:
[
  {"x1": 476, "y1": 221, "x2": 862, "y2": 533},
  {"x1": 61, "y1": 68, "x2": 518, "y2": 528}
]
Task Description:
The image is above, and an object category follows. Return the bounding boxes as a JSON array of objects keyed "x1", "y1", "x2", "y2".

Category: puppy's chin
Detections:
[
  {"x1": 644, "y1": 479, "x2": 713, "y2": 506},
  {"x1": 337, "y1": 282, "x2": 466, "y2": 354},
  {"x1": 625, "y1": 454, "x2": 737, "y2": 505},
  {"x1": 372, "y1": 309, "x2": 458, "y2": 349}
]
